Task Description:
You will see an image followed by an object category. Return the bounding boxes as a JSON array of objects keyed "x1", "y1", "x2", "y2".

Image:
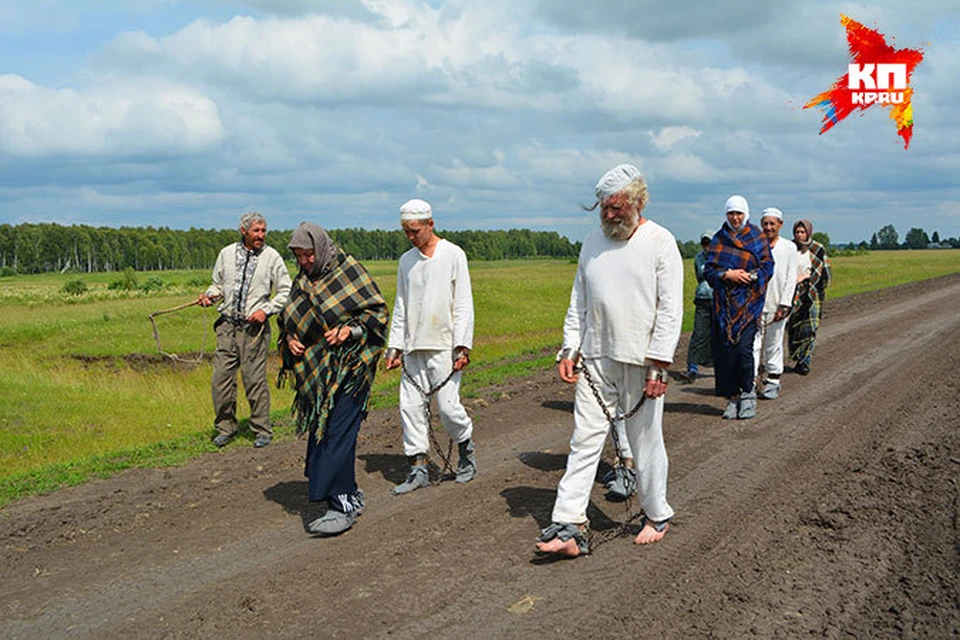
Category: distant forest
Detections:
[
  {"x1": 1, "y1": 222, "x2": 954, "y2": 276},
  {"x1": 0, "y1": 223, "x2": 583, "y2": 274}
]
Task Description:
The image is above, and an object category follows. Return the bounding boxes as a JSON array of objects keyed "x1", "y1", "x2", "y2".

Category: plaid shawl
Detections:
[
  {"x1": 278, "y1": 251, "x2": 388, "y2": 442},
  {"x1": 703, "y1": 223, "x2": 774, "y2": 346},
  {"x1": 792, "y1": 240, "x2": 831, "y2": 306}
]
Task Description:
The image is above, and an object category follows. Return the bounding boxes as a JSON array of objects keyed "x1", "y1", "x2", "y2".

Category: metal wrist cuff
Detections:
[
  {"x1": 385, "y1": 348, "x2": 402, "y2": 361},
  {"x1": 646, "y1": 366, "x2": 669, "y2": 383},
  {"x1": 349, "y1": 325, "x2": 363, "y2": 340},
  {"x1": 556, "y1": 348, "x2": 580, "y2": 363}
]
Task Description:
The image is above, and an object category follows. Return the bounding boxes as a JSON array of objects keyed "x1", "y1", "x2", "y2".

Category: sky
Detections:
[{"x1": 1, "y1": 0, "x2": 958, "y2": 245}]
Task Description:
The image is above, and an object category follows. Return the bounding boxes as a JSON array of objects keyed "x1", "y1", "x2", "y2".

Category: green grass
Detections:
[{"x1": 1, "y1": 250, "x2": 957, "y2": 506}]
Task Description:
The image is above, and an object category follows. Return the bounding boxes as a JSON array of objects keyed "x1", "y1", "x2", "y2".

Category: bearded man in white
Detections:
[
  {"x1": 536, "y1": 164, "x2": 683, "y2": 557},
  {"x1": 752, "y1": 207, "x2": 798, "y2": 399},
  {"x1": 384, "y1": 199, "x2": 477, "y2": 495}
]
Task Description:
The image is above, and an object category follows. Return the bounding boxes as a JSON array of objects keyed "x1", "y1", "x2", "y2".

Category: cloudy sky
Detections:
[{"x1": 1, "y1": 0, "x2": 958, "y2": 244}]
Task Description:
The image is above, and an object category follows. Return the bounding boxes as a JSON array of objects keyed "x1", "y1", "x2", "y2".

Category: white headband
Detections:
[
  {"x1": 595, "y1": 163, "x2": 643, "y2": 200},
  {"x1": 399, "y1": 198, "x2": 432, "y2": 221}
]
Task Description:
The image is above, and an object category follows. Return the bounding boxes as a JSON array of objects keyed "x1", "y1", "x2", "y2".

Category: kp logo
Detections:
[{"x1": 804, "y1": 15, "x2": 924, "y2": 149}]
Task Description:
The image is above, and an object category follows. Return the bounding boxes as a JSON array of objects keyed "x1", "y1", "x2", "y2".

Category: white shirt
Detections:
[
  {"x1": 388, "y1": 239, "x2": 474, "y2": 352},
  {"x1": 763, "y1": 237, "x2": 799, "y2": 313},
  {"x1": 797, "y1": 250, "x2": 812, "y2": 279},
  {"x1": 563, "y1": 220, "x2": 684, "y2": 365}
]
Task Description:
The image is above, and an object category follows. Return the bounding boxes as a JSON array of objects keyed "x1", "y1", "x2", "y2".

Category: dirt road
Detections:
[{"x1": 2, "y1": 274, "x2": 958, "y2": 638}]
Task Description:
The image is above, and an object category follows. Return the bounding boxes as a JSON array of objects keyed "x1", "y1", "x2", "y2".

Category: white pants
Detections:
[
  {"x1": 399, "y1": 350, "x2": 473, "y2": 457},
  {"x1": 753, "y1": 312, "x2": 787, "y2": 379},
  {"x1": 551, "y1": 358, "x2": 673, "y2": 525}
]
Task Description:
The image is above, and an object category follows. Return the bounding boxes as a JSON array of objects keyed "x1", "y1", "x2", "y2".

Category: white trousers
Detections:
[
  {"x1": 753, "y1": 312, "x2": 787, "y2": 378},
  {"x1": 399, "y1": 349, "x2": 473, "y2": 457},
  {"x1": 551, "y1": 358, "x2": 673, "y2": 525}
]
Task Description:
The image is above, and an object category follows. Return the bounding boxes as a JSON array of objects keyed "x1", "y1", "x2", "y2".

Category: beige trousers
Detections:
[{"x1": 212, "y1": 318, "x2": 271, "y2": 437}]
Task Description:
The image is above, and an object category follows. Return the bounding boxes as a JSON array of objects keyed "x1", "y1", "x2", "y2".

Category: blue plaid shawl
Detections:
[
  {"x1": 703, "y1": 223, "x2": 774, "y2": 346},
  {"x1": 278, "y1": 251, "x2": 388, "y2": 442}
]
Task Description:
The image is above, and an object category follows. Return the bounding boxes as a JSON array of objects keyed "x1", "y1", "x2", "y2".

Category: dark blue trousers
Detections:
[
  {"x1": 305, "y1": 386, "x2": 369, "y2": 503},
  {"x1": 712, "y1": 322, "x2": 757, "y2": 398}
]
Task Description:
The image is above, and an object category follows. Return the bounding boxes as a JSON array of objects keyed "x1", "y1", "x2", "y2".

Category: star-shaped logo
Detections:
[{"x1": 804, "y1": 14, "x2": 924, "y2": 149}]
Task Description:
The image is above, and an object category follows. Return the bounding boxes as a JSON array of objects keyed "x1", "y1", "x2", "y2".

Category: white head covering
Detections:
[
  {"x1": 760, "y1": 207, "x2": 783, "y2": 221},
  {"x1": 700, "y1": 228, "x2": 715, "y2": 242},
  {"x1": 399, "y1": 198, "x2": 433, "y2": 221},
  {"x1": 595, "y1": 164, "x2": 643, "y2": 200},
  {"x1": 724, "y1": 195, "x2": 750, "y2": 227}
]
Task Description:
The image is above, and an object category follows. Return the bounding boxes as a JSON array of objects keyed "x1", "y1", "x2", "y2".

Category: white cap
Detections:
[
  {"x1": 700, "y1": 228, "x2": 715, "y2": 242},
  {"x1": 595, "y1": 164, "x2": 643, "y2": 200},
  {"x1": 725, "y1": 195, "x2": 749, "y2": 215},
  {"x1": 760, "y1": 207, "x2": 783, "y2": 221},
  {"x1": 399, "y1": 198, "x2": 432, "y2": 221}
]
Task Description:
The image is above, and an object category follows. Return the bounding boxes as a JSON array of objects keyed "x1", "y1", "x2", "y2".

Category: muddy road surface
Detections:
[{"x1": 2, "y1": 274, "x2": 959, "y2": 638}]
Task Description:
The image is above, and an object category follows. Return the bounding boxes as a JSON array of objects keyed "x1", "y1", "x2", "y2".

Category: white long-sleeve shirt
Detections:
[
  {"x1": 763, "y1": 237, "x2": 799, "y2": 313},
  {"x1": 563, "y1": 220, "x2": 684, "y2": 365},
  {"x1": 388, "y1": 239, "x2": 474, "y2": 352}
]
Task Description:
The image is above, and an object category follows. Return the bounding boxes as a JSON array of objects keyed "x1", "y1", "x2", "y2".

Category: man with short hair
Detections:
[
  {"x1": 680, "y1": 229, "x2": 716, "y2": 383},
  {"x1": 752, "y1": 207, "x2": 798, "y2": 399},
  {"x1": 536, "y1": 164, "x2": 683, "y2": 558},
  {"x1": 384, "y1": 199, "x2": 477, "y2": 494},
  {"x1": 199, "y1": 211, "x2": 291, "y2": 448}
]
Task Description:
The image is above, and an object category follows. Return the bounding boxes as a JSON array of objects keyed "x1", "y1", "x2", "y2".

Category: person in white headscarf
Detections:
[
  {"x1": 752, "y1": 207, "x2": 798, "y2": 399},
  {"x1": 384, "y1": 199, "x2": 477, "y2": 495},
  {"x1": 536, "y1": 164, "x2": 683, "y2": 557}
]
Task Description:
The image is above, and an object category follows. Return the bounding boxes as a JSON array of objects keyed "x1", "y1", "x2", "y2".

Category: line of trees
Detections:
[
  {"x1": 0, "y1": 223, "x2": 583, "y2": 275},
  {"x1": 863, "y1": 224, "x2": 959, "y2": 251}
]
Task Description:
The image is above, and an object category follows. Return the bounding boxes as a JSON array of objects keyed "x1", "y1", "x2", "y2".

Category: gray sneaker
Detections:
[
  {"x1": 456, "y1": 439, "x2": 477, "y2": 484},
  {"x1": 738, "y1": 391, "x2": 757, "y2": 419},
  {"x1": 722, "y1": 398, "x2": 739, "y2": 420},
  {"x1": 308, "y1": 509, "x2": 357, "y2": 536},
  {"x1": 759, "y1": 379, "x2": 781, "y2": 400},
  {"x1": 254, "y1": 434, "x2": 272, "y2": 448},
  {"x1": 392, "y1": 464, "x2": 429, "y2": 495},
  {"x1": 212, "y1": 433, "x2": 235, "y2": 447}
]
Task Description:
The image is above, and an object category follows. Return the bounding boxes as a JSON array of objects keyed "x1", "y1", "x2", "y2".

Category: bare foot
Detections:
[
  {"x1": 535, "y1": 536, "x2": 582, "y2": 557},
  {"x1": 634, "y1": 521, "x2": 669, "y2": 545}
]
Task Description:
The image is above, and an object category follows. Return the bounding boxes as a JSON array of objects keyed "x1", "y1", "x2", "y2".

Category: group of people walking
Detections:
[
  {"x1": 195, "y1": 163, "x2": 831, "y2": 553},
  {"x1": 197, "y1": 203, "x2": 477, "y2": 536},
  {"x1": 683, "y1": 197, "x2": 832, "y2": 420}
]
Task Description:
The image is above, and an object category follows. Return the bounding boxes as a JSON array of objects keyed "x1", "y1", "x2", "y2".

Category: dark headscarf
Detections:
[
  {"x1": 289, "y1": 222, "x2": 336, "y2": 278},
  {"x1": 793, "y1": 219, "x2": 813, "y2": 250}
]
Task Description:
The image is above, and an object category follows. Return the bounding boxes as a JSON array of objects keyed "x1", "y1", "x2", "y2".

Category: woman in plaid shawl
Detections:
[
  {"x1": 703, "y1": 196, "x2": 774, "y2": 420},
  {"x1": 787, "y1": 219, "x2": 831, "y2": 375},
  {"x1": 279, "y1": 222, "x2": 389, "y2": 536}
]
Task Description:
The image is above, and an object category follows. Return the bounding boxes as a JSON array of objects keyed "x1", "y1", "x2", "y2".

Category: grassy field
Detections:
[{"x1": 1, "y1": 249, "x2": 958, "y2": 505}]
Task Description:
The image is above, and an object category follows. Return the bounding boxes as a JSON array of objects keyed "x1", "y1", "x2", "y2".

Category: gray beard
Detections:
[{"x1": 601, "y1": 211, "x2": 640, "y2": 240}]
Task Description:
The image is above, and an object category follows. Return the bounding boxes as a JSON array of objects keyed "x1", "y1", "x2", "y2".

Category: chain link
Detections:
[
  {"x1": 577, "y1": 359, "x2": 649, "y2": 549},
  {"x1": 402, "y1": 361, "x2": 458, "y2": 481}
]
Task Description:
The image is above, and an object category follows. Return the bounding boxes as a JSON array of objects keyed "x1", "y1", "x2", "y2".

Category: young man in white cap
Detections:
[
  {"x1": 536, "y1": 164, "x2": 683, "y2": 557},
  {"x1": 384, "y1": 199, "x2": 477, "y2": 494},
  {"x1": 752, "y1": 207, "x2": 798, "y2": 399}
]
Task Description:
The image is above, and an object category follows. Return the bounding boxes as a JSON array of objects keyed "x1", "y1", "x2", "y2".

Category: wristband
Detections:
[
  {"x1": 556, "y1": 348, "x2": 580, "y2": 363},
  {"x1": 385, "y1": 348, "x2": 402, "y2": 361},
  {"x1": 646, "y1": 366, "x2": 669, "y2": 384}
]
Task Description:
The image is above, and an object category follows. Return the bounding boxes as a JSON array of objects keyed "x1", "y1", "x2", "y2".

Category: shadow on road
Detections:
[
  {"x1": 358, "y1": 452, "x2": 409, "y2": 484},
  {"x1": 262, "y1": 481, "x2": 326, "y2": 530}
]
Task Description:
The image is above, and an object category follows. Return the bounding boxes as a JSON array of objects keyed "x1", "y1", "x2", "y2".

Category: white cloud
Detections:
[
  {"x1": 650, "y1": 126, "x2": 702, "y2": 152},
  {"x1": 0, "y1": 74, "x2": 223, "y2": 158}
]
